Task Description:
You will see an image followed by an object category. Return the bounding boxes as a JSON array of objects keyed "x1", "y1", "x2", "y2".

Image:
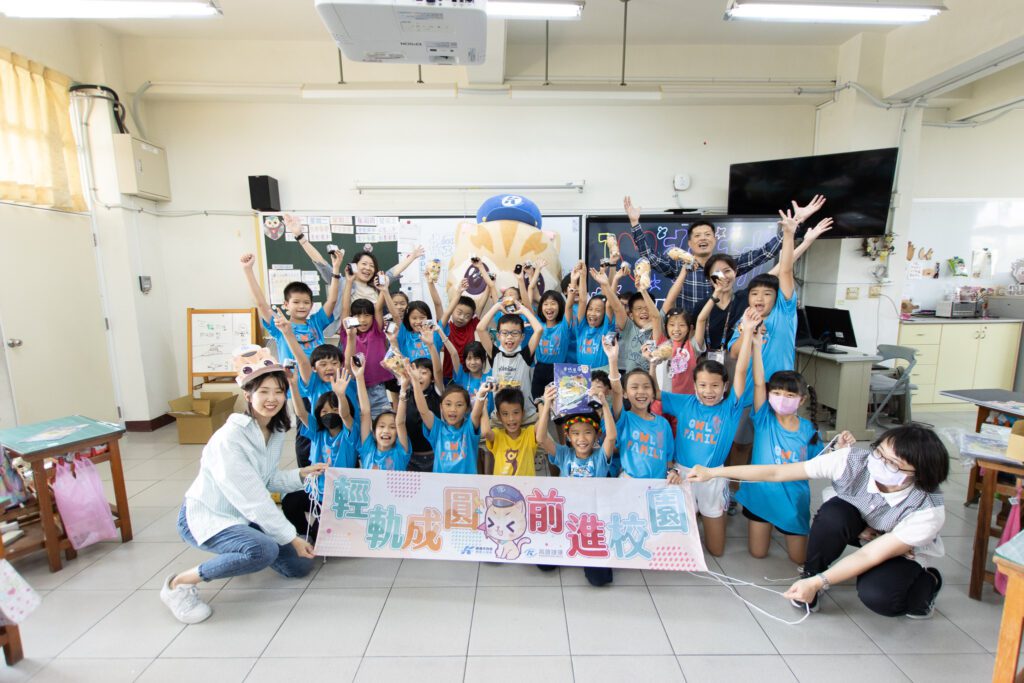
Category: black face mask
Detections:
[{"x1": 321, "y1": 413, "x2": 343, "y2": 431}]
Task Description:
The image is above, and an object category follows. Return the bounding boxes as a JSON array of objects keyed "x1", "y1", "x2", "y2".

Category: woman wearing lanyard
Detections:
[{"x1": 693, "y1": 255, "x2": 744, "y2": 372}]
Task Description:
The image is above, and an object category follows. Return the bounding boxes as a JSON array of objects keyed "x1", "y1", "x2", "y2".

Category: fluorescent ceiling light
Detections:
[
  {"x1": 487, "y1": 1, "x2": 584, "y2": 21},
  {"x1": 725, "y1": 1, "x2": 944, "y2": 24},
  {"x1": 0, "y1": 1, "x2": 221, "y2": 19},
  {"x1": 302, "y1": 84, "x2": 457, "y2": 100},
  {"x1": 510, "y1": 86, "x2": 661, "y2": 101}
]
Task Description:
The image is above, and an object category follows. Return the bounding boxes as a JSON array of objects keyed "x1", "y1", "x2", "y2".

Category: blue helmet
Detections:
[{"x1": 476, "y1": 194, "x2": 542, "y2": 228}]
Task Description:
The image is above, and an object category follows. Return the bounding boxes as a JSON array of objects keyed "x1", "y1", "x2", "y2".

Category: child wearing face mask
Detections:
[
  {"x1": 733, "y1": 325, "x2": 823, "y2": 565},
  {"x1": 657, "y1": 308, "x2": 758, "y2": 557}
]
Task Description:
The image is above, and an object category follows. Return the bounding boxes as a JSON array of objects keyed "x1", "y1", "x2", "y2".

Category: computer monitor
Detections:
[{"x1": 803, "y1": 306, "x2": 858, "y2": 354}]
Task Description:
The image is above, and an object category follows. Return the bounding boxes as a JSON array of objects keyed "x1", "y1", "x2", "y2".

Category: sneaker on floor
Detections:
[
  {"x1": 160, "y1": 574, "x2": 212, "y2": 624},
  {"x1": 727, "y1": 501, "x2": 738, "y2": 517},
  {"x1": 906, "y1": 567, "x2": 943, "y2": 620},
  {"x1": 790, "y1": 593, "x2": 820, "y2": 613}
]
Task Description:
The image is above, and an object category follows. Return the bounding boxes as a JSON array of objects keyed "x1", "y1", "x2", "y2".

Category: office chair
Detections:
[{"x1": 869, "y1": 344, "x2": 918, "y2": 428}]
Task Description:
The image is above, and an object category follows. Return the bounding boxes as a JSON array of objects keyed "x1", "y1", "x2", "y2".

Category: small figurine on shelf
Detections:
[
  {"x1": 863, "y1": 234, "x2": 895, "y2": 262},
  {"x1": 947, "y1": 256, "x2": 968, "y2": 277}
]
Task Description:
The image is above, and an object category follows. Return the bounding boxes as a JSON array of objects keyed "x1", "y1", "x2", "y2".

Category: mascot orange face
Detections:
[{"x1": 444, "y1": 194, "x2": 563, "y2": 303}]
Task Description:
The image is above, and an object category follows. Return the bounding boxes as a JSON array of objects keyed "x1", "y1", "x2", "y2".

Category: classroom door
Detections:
[{"x1": 0, "y1": 205, "x2": 118, "y2": 424}]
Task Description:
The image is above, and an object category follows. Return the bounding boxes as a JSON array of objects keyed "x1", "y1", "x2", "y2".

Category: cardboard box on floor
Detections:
[
  {"x1": 168, "y1": 392, "x2": 237, "y2": 444},
  {"x1": 1007, "y1": 421, "x2": 1024, "y2": 464}
]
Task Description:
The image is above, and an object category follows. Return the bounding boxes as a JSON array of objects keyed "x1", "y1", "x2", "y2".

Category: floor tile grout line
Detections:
[
  {"x1": 251, "y1": 563, "x2": 320, "y2": 662},
  {"x1": 40, "y1": 586, "x2": 139, "y2": 664},
  {"x1": 555, "y1": 570, "x2": 576, "y2": 683},
  {"x1": 351, "y1": 557, "x2": 402, "y2": 680},
  {"x1": 461, "y1": 562, "x2": 481, "y2": 683},
  {"x1": 642, "y1": 571, "x2": 690, "y2": 680}
]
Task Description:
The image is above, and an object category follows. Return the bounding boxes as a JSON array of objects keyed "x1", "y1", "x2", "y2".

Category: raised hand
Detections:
[
  {"x1": 804, "y1": 216, "x2": 834, "y2": 241},
  {"x1": 741, "y1": 306, "x2": 762, "y2": 331},
  {"x1": 623, "y1": 195, "x2": 641, "y2": 226},
  {"x1": 836, "y1": 430, "x2": 856, "y2": 449},
  {"x1": 777, "y1": 208, "x2": 799, "y2": 235},
  {"x1": 240, "y1": 253, "x2": 256, "y2": 270},
  {"x1": 601, "y1": 333, "x2": 619, "y2": 362},
  {"x1": 272, "y1": 306, "x2": 291, "y2": 333},
  {"x1": 375, "y1": 271, "x2": 390, "y2": 290},
  {"x1": 331, "y1": 367, "x2": 352, "y2": 395},
  {"x1": 533, "y1": 257, "x2": 548, "y2": 272},
  {"x1": 791, "y1": 194, "x2": 826, "y2": 224},
  {"x1": 458, "y1": 278, "x2": 470, "y2": 295},
  {"x1": 589, "y1": 267, "x2": 611, "y2": 288},
  {"x1": 284, "y1": 214, "x2": 303, "y2": 237},
  {"x1": 410, "y1": 245, "x2": 426, "y2": 260},
  {"x1": 543, "y1": 383, "x2": 557, "y2": 405},
  {"x1": 330, "y1": 247, "x2": 345, "y2": 273}
]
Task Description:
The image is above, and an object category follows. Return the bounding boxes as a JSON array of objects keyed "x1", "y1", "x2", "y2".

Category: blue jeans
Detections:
[
  {"x1": 367, "y1": 383, "x2": 392, "y2": 420},
  {"x1": 177, "y1": 505, "x2": 313, "y2": 582}
]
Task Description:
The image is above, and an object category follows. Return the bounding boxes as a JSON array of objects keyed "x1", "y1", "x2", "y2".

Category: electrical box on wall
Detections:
[{"x1": 112, "y1": 134, "x2": 171, "y2": 202}]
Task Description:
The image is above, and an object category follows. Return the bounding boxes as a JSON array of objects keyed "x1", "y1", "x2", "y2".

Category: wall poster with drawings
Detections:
[{"x1": 187, "y1": 308, "x2": 259, "y2": 388}]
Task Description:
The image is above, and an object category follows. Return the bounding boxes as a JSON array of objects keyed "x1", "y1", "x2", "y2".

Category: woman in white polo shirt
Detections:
[
  {"x1": 159, "y1": 346, "x2": 328, "y2": 624},
  {"x1": 688, "y1": 424, "x2": 948, "y2": 618}
]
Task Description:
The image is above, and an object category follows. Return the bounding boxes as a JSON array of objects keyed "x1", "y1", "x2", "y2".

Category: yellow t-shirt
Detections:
[{"x1": 489, "y1": 427, "x2": 538, "y2": 477}]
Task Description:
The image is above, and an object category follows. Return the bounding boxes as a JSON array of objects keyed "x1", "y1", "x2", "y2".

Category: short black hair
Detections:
[
  {"x1": 560, "y1": 273, "x2": 572, "y2": 294},
  {"x1": 241, "y1": 371, "x2": 291, "y2": 432},
  {"x1": 463, "y1": 340, "x2": 487, "y2": 364},
  {"x1": 392, "y1": 290, "x2": 409, "y2": 305},
  {"x1": 411, "y1": 357, "x2": 433, "y2": 373},
  {"x1": 627, "y1": 292, "x2": 646, "y2": 313},
  {"x1": 403, "y1": 300, "x2": 433, "y2": 331},
  {"x1": 623, "y1": 368, "x2": 655, "y2": 390},
  {"x1": 497, "y1": 313, "x2": 524, "y2": 332},
  {"x1": 351, "y1": 298, "x2": 374, "y2": 317},
  {"x1": 283, "y1": 282, "x2": 313, "y2": 302},
  {"x1": 313, "y1": 390, "x2": 341, "y2": 432},
  {"x1": 590, "y1": 370, "x2": 610, "y2": 389},
  {"x1": 372, "y1": 410, "x2": 396, "y2": 433},
  {"x1": 693, "y1": 358, "x2": 728, "y2": 383},
  {"x1": 538, "y1": 290, "x2": 566, "y2": 323},
  {"x1": 351, "y1": 251, "x2": 380, "y2": 276},
  {"x1": 872, "y1": 425, "x2": 949, "y2": 493},
  {"x1": 310, "y1": 344, "x2": 342, "y2": 366},
  {"x1": 494, "y1": 387, "x2": 525, "y2": 411},
  {"x1": 704, "y1": 253, "x2": 739, "y2": 281},
  {"x1": 748, "y1": 273, "x2": 780, "y2": 294},
  {"x1": 441, "y1": 384, "x2": 470, "y2": 407},
  {"x1": 455, "y1": 296, "x2": 476, "y2": 315}
]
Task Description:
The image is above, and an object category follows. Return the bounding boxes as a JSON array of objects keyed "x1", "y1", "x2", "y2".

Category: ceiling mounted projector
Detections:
[{"x1": 315, "y1": 0, "x2": 488, "y2": 65}]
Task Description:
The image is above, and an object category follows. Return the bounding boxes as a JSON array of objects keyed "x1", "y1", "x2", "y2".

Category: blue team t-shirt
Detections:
[
  {"x1": 424, "y1": 417, "x2": 480, "y2": 474},
  {"x1": 397, "y1": 325, "x2": 443, "y2": 362},
  {"x1": 550, "y1": 444, "x2": 609, "y2": 478},
  {"x1": 576, "y1": 315, "x2": 615, "y2": 369},
  {"x1": 727, "y1": 288, "x2": 798, "y2": 406},
  {"x1": 302, "y1": 419, "x2": 359, "y2": 499},
  {"x1": 300, "y1": 374, "x2": 360, "y2": 428},
  {"x1": 536, "y1": 317, "x2": 571, "y2": 364},
  {"x1": 359, "y1": 435, "x2": 411, "y2": 471},
  {"x1": 261, "y1": 308, "x2": 334, "y2": 364},
  {"x1": 614, "y1": 410, "x2": 675, "y2": 479},
  {"x1": 452, "y1": 368, "x2": 487, "y2": 397},
  {"x1": 660, "y1": 391, "x2": 744, "y2": 469},
  {"x1": 735, "y1": 402, "x2": 823, "y2": 534}
]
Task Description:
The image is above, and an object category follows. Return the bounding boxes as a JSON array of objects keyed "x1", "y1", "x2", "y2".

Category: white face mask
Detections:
[{"x1": 867, "y1": 453, "x2": 909, "y2": 488}]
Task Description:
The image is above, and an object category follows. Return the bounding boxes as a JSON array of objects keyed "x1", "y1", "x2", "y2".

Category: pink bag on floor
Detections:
[
  {"x1": 995, "y1": 484, "x2": 1022, "y2": 596},
  {"x1": 51, "y1": 456, "x2": 118, "y2": 550}
]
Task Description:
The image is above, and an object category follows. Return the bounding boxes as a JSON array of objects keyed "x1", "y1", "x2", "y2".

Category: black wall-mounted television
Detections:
[{"x1": 727, "y1": 147, "x2": 898, "y2": 239}]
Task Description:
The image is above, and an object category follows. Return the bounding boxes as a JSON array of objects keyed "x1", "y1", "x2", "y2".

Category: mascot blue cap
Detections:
[{"x1": 476, "y1": 194, "x2": 543, "y2": 229}]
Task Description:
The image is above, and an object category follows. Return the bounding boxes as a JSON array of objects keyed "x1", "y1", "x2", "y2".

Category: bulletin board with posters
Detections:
[{"x1": 584, "y1": 214, "x2": 781, "y2": 309}]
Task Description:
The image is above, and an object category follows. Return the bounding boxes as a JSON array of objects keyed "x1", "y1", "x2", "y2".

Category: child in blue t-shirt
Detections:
[
  {"x1": 734, "y1": 323, "x2": 823, "y2": 565},
  {"x1": 409, "y1": 361, "x2": 489, "y2": 474},
  {"x1": 659, "y1": 307, "x2": 759, "y2": 557},
  {"x1": 452, "y1": 341, "x2": 489, "y2": 397},
  {"x1": 536, "y1": 385, "x2": 616, "y2": 478},
  {"x1": 387, "y1": 297, "x2": 442, "y2": 363},
  {"x1": 605, "y1": 338, "x2": 679, "y2": 483},
  {"x1": 242, "y1": 251, "x2": 343, "y2": 364},
  {"x1": 574, "y1": 267, "x2": 626, "y2": 371},
  {"x1": 532, "y1": 291, "x2": 573, "y2": 397},
  {"x1": 352, "y1": 362, "x2": 410, "y2": 471}
]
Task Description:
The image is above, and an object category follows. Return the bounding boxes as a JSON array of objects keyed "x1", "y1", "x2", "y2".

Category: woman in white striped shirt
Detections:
[{"x1": 160, "y1": 347, "x2": 328, "y2": 624}]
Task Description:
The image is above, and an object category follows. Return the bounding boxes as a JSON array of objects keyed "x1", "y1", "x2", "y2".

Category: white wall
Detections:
[{"x1": 144, "y1": 99, "x2": 816, "y2": 396}]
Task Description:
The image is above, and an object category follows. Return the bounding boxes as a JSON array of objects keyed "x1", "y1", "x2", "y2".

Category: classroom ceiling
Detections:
[{"x1": 97, "y1": 0, "x2": 897, "y2": 46}]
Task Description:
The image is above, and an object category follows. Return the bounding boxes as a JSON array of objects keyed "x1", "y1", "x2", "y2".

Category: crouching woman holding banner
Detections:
[
  {"x1": 687, "y1": 425, "x2": 948, "y2": 619},
  {"x1": 159, "y1": 347, "x2": 328, "y2": 624}
]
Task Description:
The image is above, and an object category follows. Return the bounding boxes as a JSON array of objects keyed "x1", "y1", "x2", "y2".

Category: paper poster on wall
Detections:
[
  {"x1": 332, "y1": 223, "x2": 354, "y2": 235},
  {"x1": 267, "y1": 268, "x2": 301, "y2": 304},
  {"x1": 284, "y1": 225, "x2": 309, "y2": 242},
  {"x1": 308, "y1": 223, "x2": 333, "y2": 242},
  {"x1": 907, "y1": 261, "x2": 923, "y2": 280},
  {"x1": 355, "y1": 215, "x2": 377, "y2": 226},
  {"x1": 301, "y1": 270, "x2": 321, "y2": 296}
]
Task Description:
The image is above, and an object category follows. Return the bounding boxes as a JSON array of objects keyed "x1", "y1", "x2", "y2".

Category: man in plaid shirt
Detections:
[{"x1": 625, "y1": 195, "x2": 826, "y2": 316}]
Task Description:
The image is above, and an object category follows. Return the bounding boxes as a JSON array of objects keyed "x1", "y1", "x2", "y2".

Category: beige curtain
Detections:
[{"x1": 0, "y1": 48, "x2": 86, "y2": 211}]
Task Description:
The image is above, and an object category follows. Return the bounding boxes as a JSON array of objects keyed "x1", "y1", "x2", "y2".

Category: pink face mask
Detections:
[{"x1": 768, "y1": 393, "x2": 801, "y2": 415}]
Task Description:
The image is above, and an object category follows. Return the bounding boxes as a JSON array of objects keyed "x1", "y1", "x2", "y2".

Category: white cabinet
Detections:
[{"x1": 898, "y1": 321, "x2": 1022, "y2": 408}]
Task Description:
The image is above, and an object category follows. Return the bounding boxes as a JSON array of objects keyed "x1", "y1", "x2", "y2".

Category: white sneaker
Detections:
[{"x1": 160, "y1": 574, "x2": 212, "y2": 624}]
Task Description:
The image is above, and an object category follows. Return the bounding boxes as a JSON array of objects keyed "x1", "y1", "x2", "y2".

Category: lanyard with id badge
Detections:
[{"x1": 705, "y1": 294, "x2": 735, "y2": 365}]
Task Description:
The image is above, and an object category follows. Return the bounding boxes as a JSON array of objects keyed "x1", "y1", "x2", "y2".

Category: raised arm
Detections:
[
  {"x1": 287, "y1": 369, "x2": 308, "y2": 427},
  {"x1": 777, "y1": 209, "x2": 798, "y2": 299},
  {"x1": 661, "y1": 265, "x2": 689, "y2": 315},
  {"x1": 598, "y1": 394, "x2": 617, "y2": 461},
  {"x1": 768, "y1": 216, "x2": 832, "y2": 276},
  {"x1": 332, "y1": 368, "x2": 355, "y2": 431},
  {"x1": 592, "y1": 267, "x2": 627, "y2": 331},
  {"x1": 405, "y1": 360, "x2": 434, "y2": 432},
  {"x1": 535, "y1": 384, "x2": 558, "y2": 454},
  {"x1": 321, "y1": 248, "x2": 345, "y2": 320},
  {"x1": 426, "y1": 276, "x2": 445, "y2": 322},
  {"x1": 341, "y1": 267, "x2": 355, "y2": 319},
  {"x1": 356, "y1": 362, "x2": 372, "y2": 443},
  {"x1": 342, "y1": 326, "x2": 357, "y2": 371},
  {"x1": 439, "y1": 325, "x2": 462, "y2": 374},
  {"x1": 625, "y1": 195, "x2": 679, "y2": 280},
  {"x1": 604, "y1": 337, "x2": 624, "y2": 418},
  {"x1": 519, "y1": 301, "x2": 544, "y2": 355},
  {"x1": 439, "y1": 278, "x2": 469, "y2": 327},
  {"x1": 576, "y1": 262, "x2": 589, "y2": 324},
  {"x1": 379, "y1": 284, "x2": 402, "y2": 324},
  {"x1": 273, "y1": 309, "x2": 312, "y2": 384},
  {"x1": 285, "y1": 214, "x2": 330, "y2": 268},
  {"x1": 732, "y1": 307, "x2": 760, "y2": 399},
  {"x1": 373, "y1": 283, "x2": 386, "y2": 328},
  {"x1": 476, "y1": 300, "x2": 501, "y2": 356},
  {"x1": 692, "y1": 285, "x2": 723, "y2": 354},
  {"x1": 638, "y1": 286, "x2": 663, "y2": 343},
  {"x1": 424, "y1": 323, "x2": 445, "y2": 392},
  {"x1": 752, "y1": 324, "x2": 767, "y2": 411},
  {"x1": 389, "y1": 245, "x2": 425, "y2": 280},
  {"x1": 395, "y1": 376, "x2": 410, "y2": 452},
  {"x1": 526, "y1": 257, "x2": 547, "y2": 306},
  {"x1": 473, "y1": 383, "x2": 490, "y2": 436},
  {"x1": 241, "y1": 253, "x2": 273, "y2": 323}
]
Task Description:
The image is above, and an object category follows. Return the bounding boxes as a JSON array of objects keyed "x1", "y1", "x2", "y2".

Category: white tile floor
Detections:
[{"x1": 0, "y1": 411, "x2": 1011, "y2": 682}]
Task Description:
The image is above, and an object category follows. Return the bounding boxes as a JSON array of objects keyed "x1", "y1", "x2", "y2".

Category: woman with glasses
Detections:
[{"x1": 687, "y1": 424, "x2": 949, "y2": 619}]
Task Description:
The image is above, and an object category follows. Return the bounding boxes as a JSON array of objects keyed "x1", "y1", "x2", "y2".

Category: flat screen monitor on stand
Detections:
[{"x1": 802, "y1": 305, "x2": 858, "y2": 354}]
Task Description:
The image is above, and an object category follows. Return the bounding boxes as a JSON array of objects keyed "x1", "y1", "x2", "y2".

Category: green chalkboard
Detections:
[{"x1": 258, "y1": 213, "x2": 400, "y2": 309}]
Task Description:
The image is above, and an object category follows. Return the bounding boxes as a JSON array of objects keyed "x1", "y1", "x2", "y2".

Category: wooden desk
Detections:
[
  {"x1": 796, "y1": 347, "x2": 882, "y2": 441},
  {"x1": 938, "y1": 389, "x2": 1024, "y2": 505},
  {"x1": 969, "y1": 455, "x2": 1024, "y2": 600},
  {"x1": 994, "y1": 531, "x2": 1024, "y2": 683},
  {"x1": 0, "y1": 416, "x2": 133, "y2": 572}
]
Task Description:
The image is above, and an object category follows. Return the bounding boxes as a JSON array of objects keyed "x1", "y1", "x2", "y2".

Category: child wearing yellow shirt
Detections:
[{"x1": 481, "y1": 387, "x2": 543, "y2": 476}]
